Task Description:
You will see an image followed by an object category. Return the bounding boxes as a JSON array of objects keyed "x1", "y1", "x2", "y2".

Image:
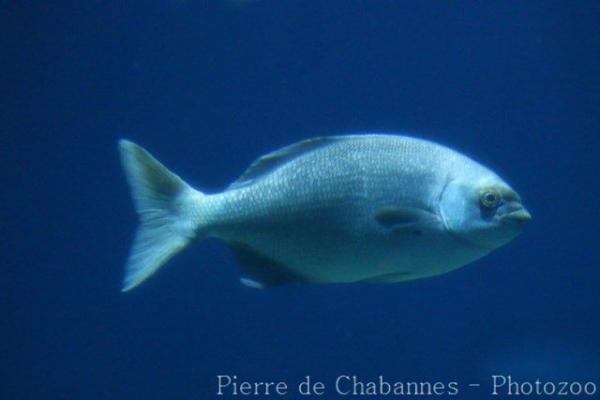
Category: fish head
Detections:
[{"x1": 439, "y1": 172, "x2": 531, "y2": 251}]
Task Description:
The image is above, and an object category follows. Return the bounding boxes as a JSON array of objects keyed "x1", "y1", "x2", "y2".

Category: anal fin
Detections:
[
  {"x1": 229, "y1": 243, "x2": 307, "y2": 289},
  {"x1": 357, "y1": 271, "x2": 412, "y2": 283}
]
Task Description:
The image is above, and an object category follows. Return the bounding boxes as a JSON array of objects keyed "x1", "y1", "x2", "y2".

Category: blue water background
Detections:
[{"x1": 2, "y1": 1, "x2": 599, "y2": 399}]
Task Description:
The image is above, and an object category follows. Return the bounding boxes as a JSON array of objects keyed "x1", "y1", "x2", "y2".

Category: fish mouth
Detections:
[{"x1": 501, "y1": 208, "x2": 532, "y2": 224}]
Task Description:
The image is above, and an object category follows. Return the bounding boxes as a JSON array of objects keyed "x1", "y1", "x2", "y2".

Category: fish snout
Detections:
[{"x1": 500, "y1": 202, "x2": 532, "y2": 225}]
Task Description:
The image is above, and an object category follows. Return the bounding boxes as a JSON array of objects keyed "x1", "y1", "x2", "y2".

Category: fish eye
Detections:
[{"x1": 480, "y1": 189, "x2": 501, "y2": 209}]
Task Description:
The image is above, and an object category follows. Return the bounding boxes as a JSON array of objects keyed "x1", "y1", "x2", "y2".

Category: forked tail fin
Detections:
[{"x1": 118, "y1": 140, "x2": 202, "y2": 291}]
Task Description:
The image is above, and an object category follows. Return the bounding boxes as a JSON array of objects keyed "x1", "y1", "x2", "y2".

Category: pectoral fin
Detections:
[{"x1": 374, "y1": 206, "x2": 439, "y2": 233}]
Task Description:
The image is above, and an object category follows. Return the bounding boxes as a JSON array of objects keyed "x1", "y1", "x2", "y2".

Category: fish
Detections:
[{"x1": 118, "y1": 134, "x2": 531, "y2": 291}]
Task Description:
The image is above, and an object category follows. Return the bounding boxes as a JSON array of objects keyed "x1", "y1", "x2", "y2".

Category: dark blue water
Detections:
[{"x1": 3, "y1": 1, "x2": 599, "y2": 399}]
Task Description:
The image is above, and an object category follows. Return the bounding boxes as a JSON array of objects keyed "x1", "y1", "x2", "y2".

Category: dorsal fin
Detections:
[{"x1": 227, "y1": 136, "x2": 348, "y2": 190}]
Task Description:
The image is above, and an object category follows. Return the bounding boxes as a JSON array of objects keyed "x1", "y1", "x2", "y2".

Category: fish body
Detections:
[{"x1": 119, "y1": 134, "x2": 530, "y2": 291}]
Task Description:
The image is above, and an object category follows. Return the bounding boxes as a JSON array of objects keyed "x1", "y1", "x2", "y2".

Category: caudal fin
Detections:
[{"x1": 118, "y1": 140, "x2": 201, "y2": 291}]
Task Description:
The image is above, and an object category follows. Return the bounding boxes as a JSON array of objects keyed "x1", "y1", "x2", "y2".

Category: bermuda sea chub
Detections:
[{"x1": 118, "y1": 134, "x2": 531, "y2": 291}]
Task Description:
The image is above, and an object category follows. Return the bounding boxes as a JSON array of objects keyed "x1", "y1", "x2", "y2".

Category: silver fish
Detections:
[{"x1": 118, "y1": 134, "x2": 530, "y2": 291}]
